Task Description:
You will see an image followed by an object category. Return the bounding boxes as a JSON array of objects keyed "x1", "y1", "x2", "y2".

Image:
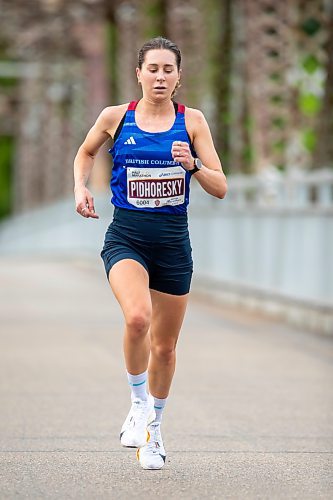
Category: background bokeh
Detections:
[
  {"x1": 0, "y1": 0, "x2": 332, "y2": 217},
  {"x1": 0, "y1": 0, "x2": 332, "y2": 334},
  {"x1": 0, "y1": 6, "x2": 332, "y2": 496}
]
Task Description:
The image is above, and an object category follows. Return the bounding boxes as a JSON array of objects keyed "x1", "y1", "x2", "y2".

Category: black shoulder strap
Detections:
[
  {"x1": 173, "y1": 101, "x2": 178, "y2": 115},
  {"x1": 113, "y1": 113, "x2": 126, "y2": 142}
]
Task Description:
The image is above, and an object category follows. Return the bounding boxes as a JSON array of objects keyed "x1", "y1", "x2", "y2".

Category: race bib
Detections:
[{"x1": 127, "y1": 166, "x2": 185, "y2": 208}]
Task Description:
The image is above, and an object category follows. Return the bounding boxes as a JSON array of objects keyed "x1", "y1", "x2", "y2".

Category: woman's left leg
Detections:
[
  {"x1": 137, "y1": 289, "x2": 189, "y2": 470},
  {"x1": 148, "y1": 289, "x2": 189, "y2": 398}
]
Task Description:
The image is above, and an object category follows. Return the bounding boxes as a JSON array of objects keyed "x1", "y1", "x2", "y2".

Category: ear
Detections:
[
  {"x1": 136, "y1": 67, "x2": 141, "y2": 83},
  {"x1": 178, "y1": 68, "x2": 182, "y2": 79}
]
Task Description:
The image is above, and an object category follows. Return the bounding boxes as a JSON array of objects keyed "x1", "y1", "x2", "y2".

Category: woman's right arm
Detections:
[{"x1": 74, "y1": 104, "x2": 127, "y2": 218}]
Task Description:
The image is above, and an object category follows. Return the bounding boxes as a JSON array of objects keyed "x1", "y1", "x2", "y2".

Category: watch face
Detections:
[{"x1": 195, "y1": 158, "x2": 202, "y2": 169}]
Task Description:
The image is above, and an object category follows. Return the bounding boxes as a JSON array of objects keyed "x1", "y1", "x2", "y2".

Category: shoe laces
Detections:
[{"x1": 130, "y1": 398, "x2": 149, "y2": 428}]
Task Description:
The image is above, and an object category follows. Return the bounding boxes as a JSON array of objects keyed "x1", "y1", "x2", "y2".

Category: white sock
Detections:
[
  {"x1": 152, "y1": 396, "x2": 167, "y2": 423},
  {"x1": 126, "y1": 370, "x2": 148, "y2": 401}
]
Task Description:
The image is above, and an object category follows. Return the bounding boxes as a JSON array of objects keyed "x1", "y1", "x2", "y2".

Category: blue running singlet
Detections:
[{"x1": 108, "y1": 100, "x2": 196, "y2": 215}]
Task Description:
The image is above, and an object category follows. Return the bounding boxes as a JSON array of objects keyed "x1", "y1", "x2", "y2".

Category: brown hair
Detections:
[{"x1": 138, "y1": 36, "x2": 181, "y2": 71}]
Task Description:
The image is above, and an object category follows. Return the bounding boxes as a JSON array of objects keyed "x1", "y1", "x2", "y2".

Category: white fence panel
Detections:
[
  {"x1": 0, "y1": 168, "x2": 332, "y2": 333},
  {"x1": 189, "y1": 168, "x2": 333, "y2": 333}
]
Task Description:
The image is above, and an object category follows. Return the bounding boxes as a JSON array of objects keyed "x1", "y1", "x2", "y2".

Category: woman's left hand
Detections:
[{"x1": 171, "y1": 141, "x2": 194, "y2": 171}]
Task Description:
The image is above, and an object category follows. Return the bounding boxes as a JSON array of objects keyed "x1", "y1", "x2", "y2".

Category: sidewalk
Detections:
[{"x1": 0, "y1": 256, "x2": 332, "y2": 499}]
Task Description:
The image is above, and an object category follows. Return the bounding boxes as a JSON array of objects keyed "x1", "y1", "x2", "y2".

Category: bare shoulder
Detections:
[
  {"x1": 184, "y1": 107, "x2": 209, "y2": 142},
  {"x1": 99, "y1": 103, "x2": 129, "y2": 121},
  {"x1": 96, "y1": 103, "x2": 129, "y2": 136},
  {"x1": 185, "y1": 107, "x2": 206, "y2": 122}
]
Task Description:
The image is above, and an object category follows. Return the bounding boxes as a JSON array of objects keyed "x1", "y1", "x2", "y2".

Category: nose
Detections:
[{"x1": 156, "y1": 71, "x2": 165, "y2": 81}]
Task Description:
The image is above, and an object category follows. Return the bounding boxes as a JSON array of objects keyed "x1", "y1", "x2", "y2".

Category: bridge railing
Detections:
[
  {"x1": 191, "y1": 167, "x2": 333, "y2": 210},
  {"x1": 189, "y1": 168, "x2": 333, "y2": 335},
  {"x1": 0, "y1": 167, "x2": 332, "y2": 334}
]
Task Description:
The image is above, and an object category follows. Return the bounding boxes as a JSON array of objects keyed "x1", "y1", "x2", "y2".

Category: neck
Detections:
[{"x1": 138, "y1": 96, "x2": 173, "y2": 115}]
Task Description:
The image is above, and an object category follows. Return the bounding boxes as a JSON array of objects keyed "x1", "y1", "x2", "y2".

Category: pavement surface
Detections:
[{"x1": 0, "y1": 256, "x2": 332, "y2": 499}]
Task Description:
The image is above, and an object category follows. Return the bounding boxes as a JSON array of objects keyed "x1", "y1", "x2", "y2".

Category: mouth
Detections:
[{"x1": 154, "y1": 86, "x2": 167, "y2": 90}]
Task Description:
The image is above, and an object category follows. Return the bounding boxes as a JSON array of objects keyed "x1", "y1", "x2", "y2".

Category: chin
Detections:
[{"x1": 152, "y1": 92, "x2": 170, "y2": 99}]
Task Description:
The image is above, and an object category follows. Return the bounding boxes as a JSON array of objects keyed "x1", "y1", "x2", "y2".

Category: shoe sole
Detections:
[{"x1": 136, "y1": 448, "x2": 166, "y2": 470}]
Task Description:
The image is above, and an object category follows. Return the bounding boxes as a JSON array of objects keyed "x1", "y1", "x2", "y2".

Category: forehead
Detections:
[{"x1": 143, "y1": 49, "x2": 177, "y2": 66}]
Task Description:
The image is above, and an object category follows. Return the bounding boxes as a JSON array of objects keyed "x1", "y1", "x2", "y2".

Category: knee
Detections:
[
  {"x1": 151, "y1": 344, "x2": 176, "y2": 365},
  {"x1": 126, "y1": 309, "x2": 151, "y2": 340}
]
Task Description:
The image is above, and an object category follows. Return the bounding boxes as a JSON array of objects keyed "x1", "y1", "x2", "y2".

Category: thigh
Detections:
[
  {"x1": 109, "y1": 259, "x2": 152, "y2": 320},
  {"x1": 150, "y1": 238, "x2": 193, "y2": 296},
  {"x1": 149, "y1": 289, "x2": 189, "y2": 347}
]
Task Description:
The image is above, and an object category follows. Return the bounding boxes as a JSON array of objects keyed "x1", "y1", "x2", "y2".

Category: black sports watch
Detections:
[{"x1": 190, "y1": 158, "x2": 202, "y2": 175}]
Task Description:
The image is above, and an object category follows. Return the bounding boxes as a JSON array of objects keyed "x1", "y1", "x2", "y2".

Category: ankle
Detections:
[
  {"x1": 127, "y1": 370, "x2": 148, "y2": 401},
  {"x1": 152, "y1": 395, "x2": 167, "y2": 423}
]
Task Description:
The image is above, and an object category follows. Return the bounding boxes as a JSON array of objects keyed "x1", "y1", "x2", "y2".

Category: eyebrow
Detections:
[{"x1": 147, "y1": 63, "x2": 174, "y2": 67}]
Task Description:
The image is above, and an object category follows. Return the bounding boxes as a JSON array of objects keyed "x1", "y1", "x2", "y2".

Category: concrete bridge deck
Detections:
[{"x1": 0, "y1": 256, "x2": 332, "y2": 499}]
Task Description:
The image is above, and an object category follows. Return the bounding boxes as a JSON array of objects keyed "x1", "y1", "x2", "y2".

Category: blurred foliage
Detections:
[
  {"x1": 303, "y1": 54, "x2": 320, "y2": 74},
  {"x1": 299, "y1": 93, "x2": 321, "y2": 116},
  {"x1": 0, "y1": 37, "x2": 16, "y2": 218},
  {"x1": 143, "y1": 0, "x2": 166, "y2": 40},
  {"x1": 303, "y1": 129, "x2": 316, "y2": 152},
  {"x1": 0, "y1": 136, "x2": 13, "y2": 218},
  {"x1": 301, "y1": 17, "x2": 321, "y2": 36},
  {"x1": 0, "y1": 0, "x2": 332, "y2": 216},
  {"x1": 106, "y1": 21, "x2": 118, "y2": 104}
]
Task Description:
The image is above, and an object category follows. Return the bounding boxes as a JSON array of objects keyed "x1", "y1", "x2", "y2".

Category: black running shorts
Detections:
[{"x1": 100, "y1": 207, "x2": 193, "y2": 295}]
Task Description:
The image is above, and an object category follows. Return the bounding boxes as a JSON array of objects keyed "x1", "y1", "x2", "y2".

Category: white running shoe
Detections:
[
  {"x1": 120, "y1": 395, "x2": 156, "y2": 448},
  {"x1": 136, "y1": 422, "x2": 166, "y2": 470}
]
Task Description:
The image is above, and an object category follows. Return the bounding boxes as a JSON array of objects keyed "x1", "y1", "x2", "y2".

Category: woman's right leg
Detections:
[
  {"x1": 108, "y1": 258, "x2": 152, "y2": 374},
  {"x1": 108, "y1": 258, "x2": 155, "y2": 448}
]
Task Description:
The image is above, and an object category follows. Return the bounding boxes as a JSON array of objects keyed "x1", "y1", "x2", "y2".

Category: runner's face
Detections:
[{"x1": 137, "y1": 49, "x2": 180, "y2": 100}]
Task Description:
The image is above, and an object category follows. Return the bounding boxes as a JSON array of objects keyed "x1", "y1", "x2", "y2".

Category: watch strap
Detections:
[
  {"x1": 189, "y1": 158, "x2": 201, "y2": 175},
  {"x1": 189, "y1": 165, "x2": 200, "y2": 175}
]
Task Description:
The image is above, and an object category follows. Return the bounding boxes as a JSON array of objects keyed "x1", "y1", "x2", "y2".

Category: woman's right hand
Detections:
[{"x1": 74, "y1": 186, "x2": 99, "y2": 219}]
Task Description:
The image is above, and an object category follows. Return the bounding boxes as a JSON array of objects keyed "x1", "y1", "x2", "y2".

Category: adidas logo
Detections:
[{"x1": 124, "y1": 136, "x2": 136, "y2": 145}]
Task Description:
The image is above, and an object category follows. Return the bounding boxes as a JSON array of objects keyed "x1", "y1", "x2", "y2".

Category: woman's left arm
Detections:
[{"x1": 172, "y1": 109, "x2": 227, "y2": 199}]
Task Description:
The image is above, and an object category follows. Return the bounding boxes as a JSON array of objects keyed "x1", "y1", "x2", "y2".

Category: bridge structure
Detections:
[
  {"x1": 0, "y1": 168, "x2": 332, "y2": 335},
  {"x1": 0, "y1": 171, "x2": 332, "y2": 498}
]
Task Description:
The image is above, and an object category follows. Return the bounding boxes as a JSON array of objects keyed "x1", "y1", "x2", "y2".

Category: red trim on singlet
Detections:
[
  {"x1": 128, "y1": 101, "x2": 139, "y2": 110},
  {"x1": 127, "y1": 100, "x2": 185, "y2": 113}
]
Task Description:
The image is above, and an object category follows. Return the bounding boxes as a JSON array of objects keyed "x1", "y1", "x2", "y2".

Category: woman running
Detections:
[{"x1": 73, "y1": 36, "x2": 227, "y2": 470}]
